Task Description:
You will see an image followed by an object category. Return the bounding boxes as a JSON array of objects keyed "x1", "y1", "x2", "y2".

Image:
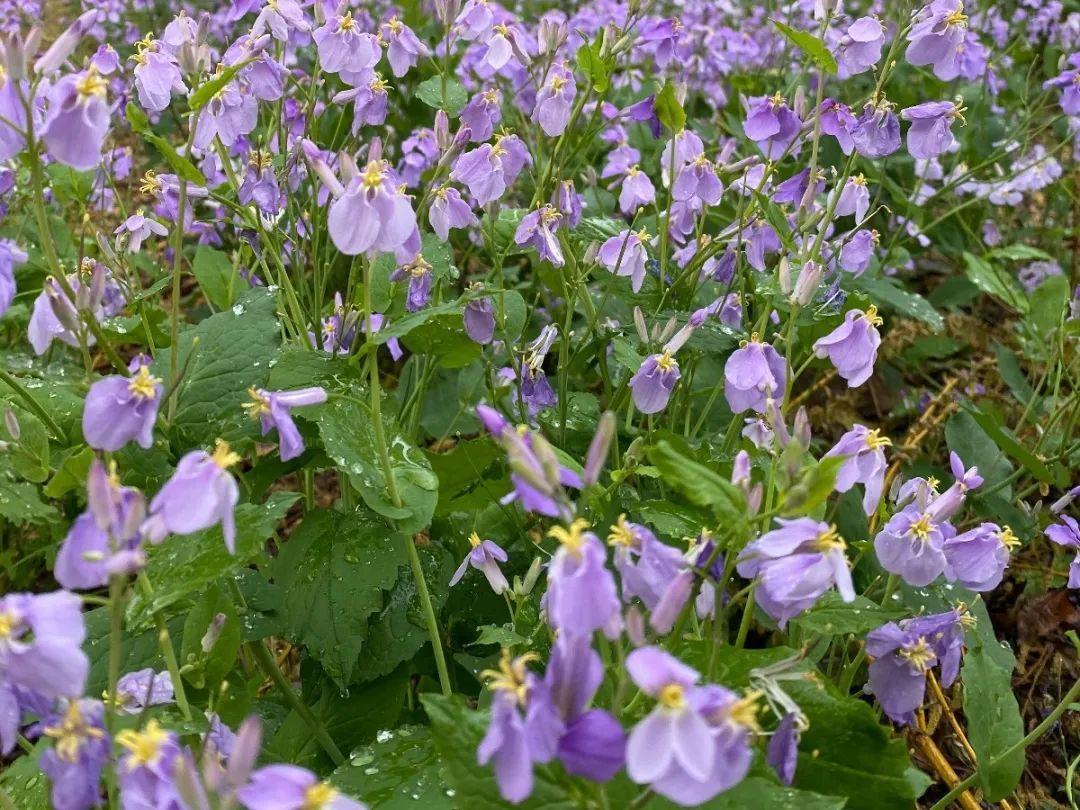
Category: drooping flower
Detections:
[
  {"x1": 451, "y1": 135, "x2": 532, "y2": 205},
  {"x1": 251, "y1": 0, "x2": 310, "y2": 41},
  {"x1": 28, "y1": 262, "x2": 125, "y2": 356},
  {"x1": 616, "y1": 165, "x2": 656, "y2": 214},
  {"x1": 736, "y1": 519, "x2": 855, "y2": 627},
  {"x1": 379, "y1": 16, "x2": 429, "y2": 77},
  {"x1": 450, "y1": 532, "x2": 509, "y2": 594},
  {"x1": 389, "y1": 254, "x2": 435, "y2": 312},
  {"x1": 597, "y1": 229, "x2": 650, "y2": 293},
  {"x1": 545, "y1": 520, "x2": 622, "y2": 638},
  {"x1": 1043, "y1": 54, "x2": 1080, "y2": 116},
  {"x1": 608, "y1": 516, "x2": 685, "y2": 609},
  {"x1": 460, "y1": 89, "x2": 502, "y2": 142},
  {"x1": 83, "y1": 357, "x2": 162, "y2": 452},
  {"x1": 818, "y1": 99, "x2": 857, "y2": 154},
  {"x1": 743, "y1": 93, "x2": 801, "y2": 159},
  {"x1": 244, "y1": 386, "x2": 327, "y2": 462},
  {"x1": 0, "y1": 591, "x2": 88, "y2": 699},
  {"x1": 943, "y1": 523, "x2": 1016, "y2": 591},
  {"x1": 114, "y1": 669, "x2": 174, "y2": 714},
  {"x1": 142, "y1": 440, "x2": 242, "y2": 551},
  {"x1": 824, "y1": 425, "x2": 891, "y2": 515},
  {"x1": 901, "y1": 100, "x2": 964, "y2": 160},
  {"x1": 514, "y1": 205, "x2": 564, "y2": 266},
  {"x1": 724, "y1": 334, "x2": 787, "y2": 414},
  {"x1": 766, "y1": 713, "x2": 801, "y2": 786},
  {"x1": 906, "y1": 0, "x2": 969, "y2": 80},
  {"x1": 873, "y1": 505, "x2": 950, "y2": 586},
  {"x1": 40, "y1": 699, "x2": 110, "y2": 810},
  {"x1": 835, "y1": 16, "x2": 885, "y2": 76},
  {"x1": 41, "y1": 67, "x2": 111, "y2": 171},
  {"x1": 839, "y1": 229, "x2": 878, "y2": 275},
  {"x1": 328, "y1": 159, "x2": 417, "y2": 256},
  {"x1": 463, "y1": 297, "x2": 496, "y2": 345},
  {"x1": 55, "y1": 460, "x2": 147, "y2": 590},
  {"x1": 630, "y1": 351, "x2": 681, "y2": 415},
  {"x1": 534, "y1": 62, "x2": 574, "y2": 136},
  {"x1": 114, "y1": 209, "x2": 170, "y2": 254},
  {"x1": 625, "y1": 647, "x2": 754, "y2": 805},
  {"x1": 238, "y1": 149, "x2": 283, "y2": 214},
  {"x1": 812, "y1": 306, "x2": 883, "y2": 387},
  {"x1": 1046, "y1": 516, "x2": 1080, "y2": 588},
  {"x1": 238, "y1": 764, "x2": 365, "y2": 809},
  {"x1": 834, "y1": 174, "x2": 870, "y2": 223},
  {"x1": 335, "y1": 73, "x2": 390, "y2": 129},
  {"x1": 850, "y1": 101, "x2": 901, "y2": 159},
  {"x1": 924, "y1": 452, "x2": 983, "y2": 521},
  {"x1": 429, "y1": 185, "x2": 477, "y2": 239}
]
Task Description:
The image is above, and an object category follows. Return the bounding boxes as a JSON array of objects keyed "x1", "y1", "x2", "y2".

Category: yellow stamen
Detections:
[
  {"x1": 361, "y1": 161, "x2": 385, "y2": 189},
  {"x1": 727, "y1": 690, "x2": 763, "y2": 731},
  {"x1": 998, "y1": 526, "x2": 1020, "y2": 551},
  {"x1": 898, "y1": 637, "x2": 935, "y2": 671},
  {"x1": 812, "y1": 524, "x2": 846, "y2": 552},
  {"x1": 468, "y1": 531, "x2": 483, "y2": 548},
  {"x1": 243, "y1": 387, "x2": 271, "y2": 419},
  {"x1": 0, "y1": 611, "x2": 15, "y2": 638},
  {"x1": 302, "y1": 782, "x2": 338, "y2": 809},
  {"x1": 140, "y1": 170, "x2": 162, "y2": 195},
  {"x1": 655, "y1": 351, "x2": 678, "y2": 372},
  {"x1": 43, "y1": 703, "x2": 104, "y2": 762},
  {"x1": 909, "y1": 515, "x2": 934, "y2": 541},
  {"x1": 76, "y1": 67, "x2": 108, "y2": 100},
  {"x1": 116, "y1": 719, "x2": 170, "y2": 769},
  {"x1": 211, "y1": 439, "x2": 241, "y2": 469},
  {"x1": 548, "y1": 519, "x2": 591, "y2": 556},
  {"x1": 481, "y1": 649, "x2": 540, "y2": 706},
  {"x1": 607, "y1": 514, "x2": 635, "y2": 547},
  {"x1": 865, "y1": 428, "x2": 892, "y2": 449},
  {"x1": 658, "y1": 683, "x2": 686, "y2": 709},
  {"x1": 337, "y1": 10, "x2": 356, "y2": 31},
  {"x1": 127, "y1": 365, "x2": 162, "y2": 400},
  {"x1": 863, "y1": 305, "x2": 883, "y2": 326}
]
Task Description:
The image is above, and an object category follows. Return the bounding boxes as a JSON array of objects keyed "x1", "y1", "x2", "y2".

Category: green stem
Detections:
[
  {"x1": 168, "y1": 118, "x2": 199, "y2": 421},
  {"x1": 362, "y1": 259, "x2": 452, "y2": 696},
  {"x1": 106, "y1": 575, "x2": 125, "y2": 735},
  {"x1": 929, "y1": 676, "x2": 1080, "y2": 810},
  {"x1": 136, "y1": 573, "x2": 192, "y2": 721},
  {"x1": 0, "y1": 368, "x2": 64, "y2": 439},
  {"x1": 247, "y1": 639, "x2": 346, "y2": 766}
]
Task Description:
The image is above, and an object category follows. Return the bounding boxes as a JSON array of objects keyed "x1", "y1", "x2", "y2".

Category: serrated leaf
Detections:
[
  {"x1": 330, "y1": 726, "x2": 447, "y2": 808},
  {"x1": 415, "y1": 76, "x2": 468, "y2": 115},
  {"x1": 0, "y1": 475, "x2": 57, "y2": 524},
  {"x1": 575, "y1": 39, "x2": 611, "y2": 93},
  {"x1": 771, "y1": 19, "x2": 838, "y2": 74},
  {"x1": 44, "y1": 445, "x2": 95, "y2": 498},
  {"x1": 270, "y1": 509, "x2": 406, "y2": 688}
]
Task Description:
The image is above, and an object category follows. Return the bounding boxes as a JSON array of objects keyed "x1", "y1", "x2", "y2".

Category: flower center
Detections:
[
  {"x1": 548, "y1": 519, "x2": 591, "y2": 557},
  {"x1": 302, "y1": 783, "x2": 338, "y2": 809},
  {"x1": 128, "y1": 365, "x2": 162, "y2": 400},
  {"x1": 812, "y1": 524, "x2": 846, "y2": 552},
  {"x1": 899, "y1": 637, "x2": 935, "y2": 671},
  {"x1": 865, "y1": 428, "x2": 892, "y2": 449},
  {"x1": 244, "y1": 387, "x2": 271, "y2": 419},
  {"x1": 43, "y1": 703, "x2": 104, "y2": 762},
  {"x1": 211, "y1": 439, "x2": 241, "y2": 469},
  {"x1": 481, "y1": 649, "x2": 539, "y2": 707},
  {"x1": 655, "y1": 351, "x2": 678, "y2": 372},
  {"x1": 769, "y1": 91, "x2": 786, "y2": 107},
  {"x1": 338, "y1": 10, "x2": 356, "y2": 31},
  {"x1": 76, "y1": 67, "x2": 108, "y2": 100},
  {"x1": 0, "y1": 610, "x2": 15, "y2": 639},
  {"x1": 140, "y1": 170, "x2": 162, "y2": 195},
  {"x1": 361, "y1": 161, "x2": 385, "y2": 189},
  {"x1": 658, "y1": 683, "x2": 686, "y2": 709},
  {"x1": 727, "y1": 690, "x2": 762, "y2": 730},
  {"x1": 607, "y1": 515, "x2": 636, "y2": 548},
  {"x1": 909, "y1": 515, "x2": 934, "y2": 541},
  {"x1": 468, "y1": 531, "x2": 482, "y2": 549},
  {"x1": 863, "y1": 305, "x2": 883, "y2": 326},
  {"x1": 116, "y1": 719, "x2": 169, "y2": 768},
  {"x1": 998, "y1": 526, "x2": 1020, "y2": 550},
  {"x1": 945, "y1": 6, "x2": 967, "y2": 27}
]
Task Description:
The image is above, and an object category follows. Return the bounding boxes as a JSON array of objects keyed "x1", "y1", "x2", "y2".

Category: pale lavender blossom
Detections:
[
  {"x1": 835, "y1": 16, "x2": 885, "y2": 76},
  {"x1": 131, "y1": 40, "x2": 186, "y2": 112},
  {"x1": 724, "y1": 335, "x2": 787, "y2": 413},
  {"x1": 598, "y1": 229, "x2": 650, "y2": 293},
  {"x1": 313, "y1": 11, "x2": 380, "y2": 76},
  {"x1": 873, "y1": 505, "x2": 950, "y2": 586},
  {"x1": 902, "y1": 100, "x2": 964, "y2": 160},
  {"x1": 0, "y1": 590, "x2": 88, "y2": 699},
  {"x1": 906, "y1": 0, "x2": 969, "y2": 80},
  {"x1": 824, "y1": 425, "x2": 892, "y2": 515},
  {"x1": 835, "y1": 174, "x2": 870, "y2": 222},
  {"x1": 850, "y1": 101, "x2": 901, "y2": 158},
  {"x1": 450, "y1": 532, "x2": 509, "y2": 594},
  {"x1": 40, "y1": 699, "x2": 109, "y2": 810},
  {"x1": 514, "y1": 205, "x2": 564, "y2": 266},
  {"x1": 451, "y1": 135, "x2": 532, "y2": 205},
  {"x1": 379, "y1": 16, "x2": 429, "y2": 77},
  {"x1": 812, "y1": 306, "x2": 883, "y2": 387},
  {"x1": 328, "y1": 160, "x2": 417, "y2": 256},
  {"x1": 114, "y1": 210, "x2": 169, "y2": 254},
  {"x1": 533, "y1": 62, "x2": 575, "y2": 137},
  {"x1": 943, "y1": 523, "x2": 1015, "y2": 591},
  {"x1": 743, "y1": 93, "x2": 801, "y2": 159},
  {"x1": 389, "y1": 254, "x2": 435, "y2": 311},
  {"x1": 245, "y1": 386, "x2": 327, "y2": 461},
  {"x1": 115, "y1": 669, "x2": 174, "y2": 714},
  {"x1": 429, "y1": 185, "x2": 477, "y2": 239},
  {"x1": 1046, "y1": 516, "x2": 1080, "y2": 587},
  {"x1": 463, "y1": 297, "x2": 495, "y2": 344},
  {"x1": 41, "y1": 68, "x2": 111, "y2": 171},
  {"x1": 238, "y1": 764, "x2": 365, "y2": 809},
  {"x1": 545, "y1": 521, "x2": 622, "y2": 638}
]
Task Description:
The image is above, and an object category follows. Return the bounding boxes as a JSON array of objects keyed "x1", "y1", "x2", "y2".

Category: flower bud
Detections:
[
  {"x1": 650, "y1": 570, "x2": 693, "y2": 634},
  {"x1": 583, "y1": 411, "x2": 616, "y2": 486},
  {"x1": 3, "y1": 409, "x2": 18, "y2": 440},
  {"x1": 793, "y1": 406, "x2": 812, "y2": 450},
  {"x1": 519, "y1": 555, "x2": 543, "y2": 596},
  {"x1": 632, "y1": 306, "x2": 649, "y2": 343},
  {"x1": 33, "y1": 9, "x2": 98, "y2": 75},
  {"x1": 625, "y1": 605, "x2": 646, "y2": 646},
  {"x1": 537, "y1": 17, "x2": 567, "y2": 55},
  {"x1": 434, "y1": 110, "x2": 451, "y2": 151},
  {"x1": 777, "y1": 256, "x2": 792, "y2": 295},
  {"x1": 200, "y1": 613, "x2": 227, "y2": 653},
  {"x1": 791, "y1": 260, "x2": 822, "y2": 307}
]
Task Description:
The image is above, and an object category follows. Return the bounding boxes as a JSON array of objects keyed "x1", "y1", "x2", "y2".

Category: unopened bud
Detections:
[
  {"x1": 520, "y1": 555, "x2": 543, "y2": 596},
  {"x1": 793, "y1": 406, "x2": 811, "y2": 450},
  {"x1": 34, "y1": 9, "x2": 98, "y2": 75},
  {"x1": 3, "y1": 410, "x2": 19, "y2": 440},
  {"x1": 791, "y1": 260, "x2": 822, "y2": 307},
  {"x1": 201, "y1": 613, "x2": 227, "y2": 653},
  {"x1": 625, "y1": 606, "x2": 646, "y2": 646},
  {"x1": 434, "y1": 110, "x2": 451, "y2": 151},
  {"x1": 778, "y1": 256, "x2": 792, "y2": 295},
  {"x1": 633, "y1": 306, "x2": 649, "y2": 343},
  {"x1": 583, "y1": 411, "x2": 616, "y2": 486}
]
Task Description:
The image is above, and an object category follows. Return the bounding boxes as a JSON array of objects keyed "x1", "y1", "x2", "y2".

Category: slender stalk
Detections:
[
  {"x1": 136, "y1": 573, "x2": 192, "y2": 721},
  {"x1": 362, "y1": 259, "x2": 452, "y2": 696},
  {"x1": 0, "y1": 368, "x2": 64, "y2": 439},
  {"x1": 246, "y1": 639, "x2": 346, "y2": 766},
  {"x1": 168, "y1": 116, "x2": 200, "y2": 421}
]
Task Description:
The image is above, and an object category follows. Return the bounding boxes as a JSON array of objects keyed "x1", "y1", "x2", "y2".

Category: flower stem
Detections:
[
  {"x1": 362, "y1": 259, "x2": 452, "y2": 697},
  {"x1": 135, "y1": 572, "x2": 192, "y2": 721}
]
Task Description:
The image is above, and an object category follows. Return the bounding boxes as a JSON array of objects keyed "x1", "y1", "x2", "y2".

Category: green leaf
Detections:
[
  {"x1": 143, "y1": 131, "x2": 207, "y2": 185},
  {"x1": 470, "y1": 623, "x2": 528, "y2": 648},
  {"x1": 964, "y1": 404, "x2": 1053, "y2": 484},
  {"x1": 270, "y1": 509, "x2": 406, "y2": 688},
  {"x1": 402, "y1": 313, "x2": 482, "y2": 368},
  {"x1": 771, "y1": 19, "x2": 838, "y2": 74},
  {"x1": 125, "y1": 100, "x2": 150, "y2": 133},
  {"x1": 4, "y1": 407, "x2": 50, "y2": 483},
  {"x1": 963, "y1": 631, "x2": 1025, "y2": 800},
  {"x1": 575, "y1": 39, "x2": 611, "y2": 93},
  {"x1": 663, "y1": 778, "x2": 847, "y2": 810},
  {"x1": 654, "y1": 80, "x2": 686, "y2": 132},
  {"x1": 1028, "y1": 274, "x2": 1069, "y2": 335},
  {"x1": 944, "y1": 410, "x2": 1014, "y2": 491},
  {"x1": 180, "y1": 584, "x2": 242, "y2": 692},
  {"x1": 647, "y1": 440, "x2": 746, "y2": 523},
  {"x1": 191, "y1": 246, "x2": 237, "y2": 310},
  {"x1": 422, "y1": 694, "x2": 576, "y2": 809},
  {"x1": 0, "y1": 475, "x2": 57, "y2": 524},
  {"x1": 791, "y1": 593, "x2": 906, "y2": 637},
  {"x1": 152, "y1": 287, "x2": 281, "y2": 446},
  {"x1": 127, "y1": 493, "x2": 297, "y2": 628},
  {"x1": 330, "y1": 726, "x2": 448, "y2": 808},
  {"x1": 992, "y1": 343, "x2": 1034, "y2": 404},
  {"x1": 415, "y1": 76, "x2": 468, "y2": 116},
  {"x1": 318, "y1": 397, "x2": 439, "y2": 533},
  {"x1": 266, "y1": 348, "x2": 364, "y2": 393},
  {"x1": 988, "y1": 244, "x2": 1051, "y2": 262},
  {"x1": 0, "y1": 740, "x2": 50, "y2": 808},
  {"x1": 44, "y1": 445, "x2": 95, "y2": 498},
  {"x1": 851, "y1": 274, "x2": 944, "y2": 331},
  {"x1": 782, "y1": 455, "x2": 844, "y2": 516},
  {"x1": 425, "y1": 438, "x2": 507, "y2": 515},
  {"x1": 962, "y1": 252, "x2": 1028, "y2": 313},
  {"x1": 189, "y1": 62, "x2": 248, "y2": 110}
]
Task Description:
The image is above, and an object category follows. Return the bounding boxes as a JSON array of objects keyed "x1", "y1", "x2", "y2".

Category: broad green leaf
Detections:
[
  {"x1": 127, "y1": 493, "x2": 297, "y2": 628},
  {"x1": 0, "y1": 474, "x2": 57, "y2": 524},
  {"x1": 85, "y1": 607, "x2": 185, "y2": 697},
  {"x1": 180, "y1": 584, "x2": 242, "y2": 692},
  {"x1": 44, "y1": 445, "x2": 95, "y2": 499},
  {"x1": 318, "y1": 397, "x2": 439, "y2": 532},
  {"x1": 402, "y1": 313, "x2": 482, "y2": 368},
  {"x1": 145, "y1": 132, "x2": 207, "y2": 185},
  {"x1": 964, "y1": 404, "x2": 1053, "y2": 484},
  {"x1": 852, "y1": 274, "x2": 944, "y2": 331},
  {"x1": 992, "y1": 343, "x2": 1034, "y2": 404},
  {"x1": 415, "y1": 76, "x2": 468, "y2": 116},
  {"x1": 191, "y1": 246, "x2": 237, "y2": 310},
  {"x1": 655, "y1": 80, "x2": 686, "y2": 132},
  {"x1": 422, "y1": 694, "x2": 576, "y2": 809},
  {"x1": 152, "y1": 287, "x2": 281, "y2": 446},
  {"x1": 782, "y1": 455, "x2": 844, "y2": 516},
  {"x1": 962, "y1": 252, "x2": 1028, "y2": 313},
  {"x1": 470, "y1": 623, "x2": 529, "y2": 648},
  {"x1": 648, "y1": 440, "x2": 746, "y2": 523},
  {"x1": 575, "y1": 39, "x2": 611, "y2": 93},
  {"x1": 988, "y1": 244, "x2": 1051, "y2": 262},
  {"x1": 424, "y1": 437, "x2": 507, "y2": 515},
  {"x1": 771, "y1": 19, "x2": 838, "y2": 74},
  {"x1": 4, "y1": 406, "x2": 50, "y2": 483},
  {"x1": 270, "y1": 508, "x2": 406, "y2": 688},
  {"x1": 791, "y1": 593, "x2": 906, "y2": 637},
  {"x1": 0, "y1": 740, "x2": 50, "y2": 809},
  {"x1": 963, "y1": 631, "x2": 1025, "y2": 800},
  {"x1": 330, "y1": 726, "x2": 448, "y2": 808},
  {"x1": 1029, "y1": 274, "x2": 1069, "y2": 335},
  {"x1": 266, "y1": 348, "x2": 364, "y2": 393},
  {"x1": 944, "y1": 410, "x2": 1014, "y2": 490}
]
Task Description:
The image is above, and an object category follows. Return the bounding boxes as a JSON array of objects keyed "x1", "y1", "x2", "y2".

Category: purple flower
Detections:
[
  {"x1": 625, "y1": 647, "x2": 754, "y2": 805},
  {"x1": 925, "y1": 452, "x2": 983, "y2": 521},
  {"x1": 835, "y1": 16, "x2": 885, "y2": 76},
  {"x1": 874, "y1": 505, "x2": 950, "y2": 586},
  {"x1": 313, "y1": 11, "x2": 380, "y2": 76},
  {"x1": 812, "y1": 306, "x2": 882, "y2": 387},
  {"x1": 460, "y1": 89, "x2": 502, "y2": 142},
  {"x1": 41, "y1": 68, "x2": 111, "y2": 170},
  {"x1": 451, "y1": 135, "x2": 532, "y2": 205},
  {"x1": 335, "y1": 74, "x2": 391, "y2": 129},
  {"x1": 616, "y1": 166, "x2": 656, "y2": 215},
  {"x1": 116, "y1": 719, "x2": 184, "y2": 807},
  {"x1": 252, "y1": 0, "x2": 309, "y2": 41},
  {"x1": 238, "y1": 150, "x2": 282, "y2": 214},
  {"x1": 450, "y1": 532, "x2": 509, "y2": 594},
  {"x1": 598, "y1": 229, "x2": 650, "y2": 293},
  {"x1": 514, "y1": 205, "x2": 564, "y2": 266},
  {"x1": 818, "y1": 99, "x2": 857, "y2": 155},
  {"x1": 115, "y1": 669, "x2": 173, "y2": 714},
  {"x1": 609, "y1": 516, "x2": 685, "y2": 609},
  {"x1": 238, "y1": 764, "x2": 364, "y2": 809},
  {"x1": 839, "y1": 229, "x2": 878, "y2": 275},
  {"x1": 673, "y1": 154, "x2": 723, "y2": 205},
  {"x1": 40, "y1": 699, "x2": 109, "y2": 810},
  {"x1": 131, "y1": 39, "x2": 186, "y2": 113},
  {"x1": 0, "y1": 240, "x2": 24, "y2": 318},
  {"x1": 545, "y1": 520, "x2": 622, "y2": 638},
  {"x1": 835, "y1": 174, "x2": 870, "y2": 222},
  {"x1": 114, "y1": 210, "x2": 169, "y2": 254},
  {"x1": 533, "y1": 62, "x2": 575, "y2": 136},
  {"x1": 850, "y1": 102, "x2": 901, "y2": 159},
  {"x1": 83, "y1": 357, "x2": 162, "y2": 451},
  {"x1": 552, "y1": 179, "x2": 583, "y2": 227},
  {"x1": 193, "y1": 82, "x2": 259, "y2": 150},
  {"x1": 1044, "y1": 54, "x2": 1080, "y2": 116},
  {"x1": 906, "y1": 0, "x2": 969, "y2": 80},
  {"x1": 724, "y1": 335, "x2": 787, "y2": 414},
  {"x1": 630, "y1": 351, "x2": 681, "y2": 415},
  {"x1": 825, "y1": 425, "x2": 891, "y2": 515},
  {"x1": 766, "y1": 712, "x2": 801, "y2": 785},
  {"x1": 902, "y1": 100, "x2": 964, "y2": 160},
  {"x1": 328, "y1": 160, "x2": 417, "y2": 256},
  {"x1": 943, "y1": 523, "x2": 1015, "y2": 591},
  {"x1": 743, "y1": 93, "x2": 802, "y2": 160},
  {"x1": 736, "y1": 519, "x2": 855, "y2": 627},
  {"x1": 478, "y1": 651, "x2": 563, "y2": 804},
  {"x1": 866, "y1": 623, "x2": 936, "y2": 724},
  {"x1": 245, "y1": 387, "x2": 327, "y2": 462},
  {"x1": 55, "y1": 460, "x2": 147, "y2": 590},
  {"x1": 1046, "y1": 516, "x2": 1080, "y2": 588},
  {"x1": 142, "y1": 441, "x2": 241, "y2": 552},
  {"x1": 379, "y1": 16, "x2": 429, "y2": 77},
  {"x1": 464, "y1": 297, "x2": 495, "y2": 344},
  {"x1": 389, "y1": 254, "x2": 434, "y2": 312},
  {"x1": 456, "y1": 0, "x2": 495, "y2": 41},
  {"x1": 429, "y1": 185, "x2": 477, "y2": 239},
  {"x1": 0, "y1": 591, "x2": 88, "y2": 699}
]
